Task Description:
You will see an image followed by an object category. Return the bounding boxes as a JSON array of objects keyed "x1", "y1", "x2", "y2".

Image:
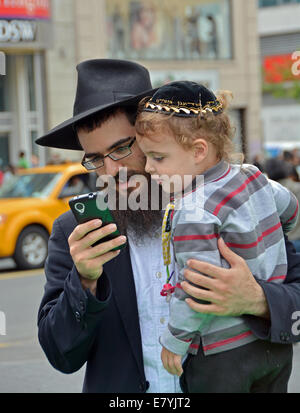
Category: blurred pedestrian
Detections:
[
  {"x1": 289, "y1": 165, "x2": 300, "y2": 183},
  {"x1": 282, "y1": 150, "x2": 300, "y2": 168},
  {"x1": 282, "y1": 150, "x2": 294, "y2": 164},
  {"x1": 31, "y1": 154, "x2": 40, "y2": 168},
  {"x1": 3, "y1": 164, "x2": 16, "y2": 184},
  {"x1": 60, "y1": 175, "x2": 86, "y2": 197},
  {"x1": 253, "y1": 154, "x2": 265, "y2": 173},
  {"x1": 291, "y1": 148, "x2": 300, "y2": 167},
  {"x1": 265, "y1": 157, "x2": 300, "y2": 252},
  {"x1": 18, "y1": 151, "x2": 30, "y2": 169},
  {"x1": 265, "y1": 157, "x2": 289, "y2": 182},
  {"x1": 48, "y1": 153, "x2": 63, "y2": 165}
]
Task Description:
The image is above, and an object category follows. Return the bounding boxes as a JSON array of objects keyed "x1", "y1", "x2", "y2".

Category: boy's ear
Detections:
[{"x1": 193, "y1": 139, "x2": 208, "y2": 163}]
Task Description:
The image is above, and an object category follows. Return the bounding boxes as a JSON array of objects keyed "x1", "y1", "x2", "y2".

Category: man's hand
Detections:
[
  {"x1": 68, "y1": 219, "x2": 126, "y2": 295},
  {"x1": 161, "y1": 347, "x2": 183, "y2": 377},
  {"x1": 182, "y1": 238, "x2": 270, "y2": 319}
]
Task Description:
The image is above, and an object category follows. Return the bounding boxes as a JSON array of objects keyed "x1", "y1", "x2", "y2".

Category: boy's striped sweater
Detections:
[{"x1": 160, "y1": 161, "x2": 299, "y2": 356}]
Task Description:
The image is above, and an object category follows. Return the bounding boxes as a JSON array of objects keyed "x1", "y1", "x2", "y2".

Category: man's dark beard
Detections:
[
  {"x1": 99, "y1": 170, "x2": 164, "y2": 241},
  {"x1": 112, "y1": 207, "x2": 162, "y2": 242}
]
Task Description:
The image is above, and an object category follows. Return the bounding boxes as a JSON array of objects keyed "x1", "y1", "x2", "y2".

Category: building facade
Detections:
[
  {"x1": 73, "y1": 0, "x2": 262, "y2": 162},
  {"x1": 258, "y1": 0, "x2": 300, "y2": 156},
  {"x1": 0, "y1": 0, "x2": 262, "y2": 166},
  {"x1": 0, "y1": 0, "x2": 53, "y2": 168}
]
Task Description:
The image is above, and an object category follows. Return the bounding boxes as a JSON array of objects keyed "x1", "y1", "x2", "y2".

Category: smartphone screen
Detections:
[{"x1": 69, "y1": 192, "x2": 125, "y2": 250}]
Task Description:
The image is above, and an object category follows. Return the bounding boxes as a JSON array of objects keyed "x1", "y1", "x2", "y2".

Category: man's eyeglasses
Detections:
[{"x1": 81, "y1": 137, "x2": 136, "y2": 171}]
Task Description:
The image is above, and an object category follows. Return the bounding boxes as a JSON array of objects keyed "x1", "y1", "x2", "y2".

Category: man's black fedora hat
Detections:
[{"x1": 36, "y1": 59, "x2": 156, "y2": 150}]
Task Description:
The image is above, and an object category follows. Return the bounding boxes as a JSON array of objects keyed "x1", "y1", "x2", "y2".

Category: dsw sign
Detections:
[{"x1": 0, "y1": 20, "x2": 36, "y2": 43}]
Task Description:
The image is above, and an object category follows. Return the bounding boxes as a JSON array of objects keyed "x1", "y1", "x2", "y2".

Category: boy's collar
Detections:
[{"x1": 171, "y1": 160, "x2": 230, "y2": 201}]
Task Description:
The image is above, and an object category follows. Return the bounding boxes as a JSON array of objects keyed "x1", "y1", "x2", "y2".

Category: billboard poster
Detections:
[
  {"x1": 106, "y1": 0, "x2": 232, "y2": 60},
  {"x1": 263, "y1": 54, "x2": 300, "y2": 84}
]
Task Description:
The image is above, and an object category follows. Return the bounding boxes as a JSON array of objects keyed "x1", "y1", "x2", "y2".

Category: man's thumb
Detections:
[{"x1": 218, "y1": 237, "x2": 239, "y2": 266}]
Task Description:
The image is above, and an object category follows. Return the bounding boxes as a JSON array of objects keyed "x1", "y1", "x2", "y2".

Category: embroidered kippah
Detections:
[{"x1": 143, "y1": 81, "x2": 223, "y2": 117}]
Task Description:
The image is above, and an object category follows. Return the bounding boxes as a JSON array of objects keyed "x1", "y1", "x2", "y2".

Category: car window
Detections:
[
  {"x1": 59, "y1": 173, "x2": 95, "y2": 198},
  {"x1": 0, "y1": 173, "x2": 62, "y2": 199}
]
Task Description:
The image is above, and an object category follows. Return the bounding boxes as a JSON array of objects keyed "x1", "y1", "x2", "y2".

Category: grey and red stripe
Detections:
[{"x1": 159, "y1": 161, "x2": 299, "y2": 357}]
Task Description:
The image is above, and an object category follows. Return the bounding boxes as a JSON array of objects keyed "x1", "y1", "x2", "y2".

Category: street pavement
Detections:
[
  {"x1": 0, "y1": 260, "x2": 85, "y2": 393},
  {"x1": 0, "y1": 259, "x2": 299, "y2": 393}
]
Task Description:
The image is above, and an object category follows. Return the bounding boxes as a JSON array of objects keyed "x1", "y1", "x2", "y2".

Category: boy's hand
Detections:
[{"x1": 161, "y1": 347, "x2": 183, "y2": 376}]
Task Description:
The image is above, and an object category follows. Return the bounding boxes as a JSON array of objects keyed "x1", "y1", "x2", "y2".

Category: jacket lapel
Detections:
[
  {"x1": 65, "y1": 211, "x2": 145, "y2": 377},
  {"x1": 103, "y1": 244, "x2": 144, "y2": 378}
]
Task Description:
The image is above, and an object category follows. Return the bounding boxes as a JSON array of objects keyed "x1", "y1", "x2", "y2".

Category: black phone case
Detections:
[{"x1": 69, "y1": 192, "x2": 125, "y2": 250}]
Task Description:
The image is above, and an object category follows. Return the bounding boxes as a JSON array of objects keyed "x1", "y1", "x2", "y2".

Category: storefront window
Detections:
[
  {"x1": 259, "y1": 0, "x2": 300, "y2": 7},
  {"x1": 106, "y1": 0, "x2": 232, "y2": 60},
  {"x1": 25, "y1": 54, "x2": 36, "y2": 111},
  {"x1": 31, "y1": 130, "x2": 39, "y2": 158},
  {"x1": 0, "y1": 55, "x2": 11, "y2": 112},
  {"x1": 0, "y1": 133, "x2": 9, "y2": 167}
]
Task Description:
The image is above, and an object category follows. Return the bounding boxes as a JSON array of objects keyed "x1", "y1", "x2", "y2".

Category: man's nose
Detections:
[{"x1": 102, "y1": 156, "x2": 122, "y2": 177}]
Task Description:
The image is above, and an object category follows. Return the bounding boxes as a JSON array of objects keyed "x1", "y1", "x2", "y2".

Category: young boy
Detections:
[{"x1": 135, "y1": 81, "x2": 299, "y2": 393}]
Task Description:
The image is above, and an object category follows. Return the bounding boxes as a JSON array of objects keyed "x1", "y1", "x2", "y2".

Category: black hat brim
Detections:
[{"x1": 36, "y1": 88, "x2": 156, "y2": 150}]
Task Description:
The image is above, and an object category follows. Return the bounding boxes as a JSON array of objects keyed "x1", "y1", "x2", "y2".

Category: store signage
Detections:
[
  {"x1": 263, "y1": 54, "x2": 300, "y2": 84},
  {"x1": 0, "y1": 0, "x2": 50, "y2": 20},
  {"x1": 0, "y1": 51, "x2": 5, "y2": 74},
  {"x1": 0, "y1": 19, "x2": 36, "y2": 42},
  {"x1": 292, "y1": 51, "x2": 300, "y2": 76}
]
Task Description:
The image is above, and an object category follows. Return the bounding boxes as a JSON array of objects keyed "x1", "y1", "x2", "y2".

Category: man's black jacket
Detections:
[{"x1": 37, "y1": 211, "x2": 300, "y2": 393}]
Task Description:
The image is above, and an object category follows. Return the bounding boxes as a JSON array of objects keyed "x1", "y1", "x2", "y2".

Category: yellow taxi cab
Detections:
[{"x1": 0, "y1": 163, "x2": 96, "y2": 270}]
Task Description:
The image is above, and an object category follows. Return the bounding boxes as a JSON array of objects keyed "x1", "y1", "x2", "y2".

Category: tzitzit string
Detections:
[{"x1": 162, "y1": 202, "x2": 175, "y2": 284}]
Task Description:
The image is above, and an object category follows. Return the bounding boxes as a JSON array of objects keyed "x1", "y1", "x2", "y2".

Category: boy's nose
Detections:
[{"x1": 145, "y1": 158, "x2": 155, "y2": 174}]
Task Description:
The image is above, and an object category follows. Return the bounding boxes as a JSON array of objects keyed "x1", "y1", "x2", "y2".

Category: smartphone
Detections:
[{"x1": 69, "y1": 192, "x2": 126, "y2": 250}]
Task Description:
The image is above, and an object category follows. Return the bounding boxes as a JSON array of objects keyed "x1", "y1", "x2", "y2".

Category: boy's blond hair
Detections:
[{"x1": 136, "y1": 90, "x2": 243, "y2": 164}]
